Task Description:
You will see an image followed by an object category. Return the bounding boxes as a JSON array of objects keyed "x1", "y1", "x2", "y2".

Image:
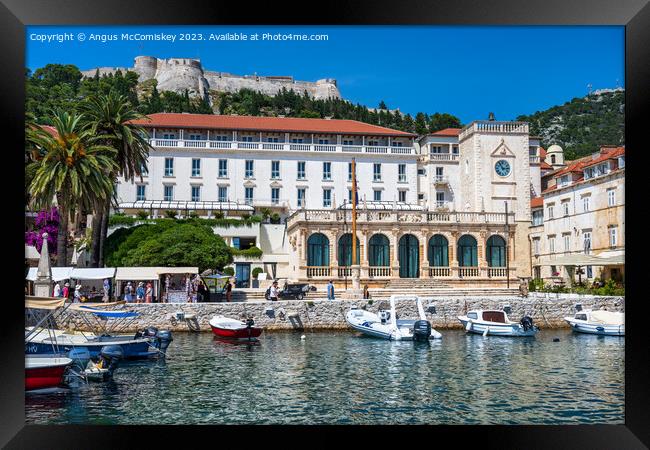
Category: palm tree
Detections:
[
  {"x1": 78, "y1": 92, "x2": 152, "y2": 267},
  {"x1": 27, "y1": 111, "x2": 117, "y2": 266}
]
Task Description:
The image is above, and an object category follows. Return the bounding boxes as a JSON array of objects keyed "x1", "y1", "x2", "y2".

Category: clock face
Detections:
[{"x1": 495, "y1": 160, "x2": 511, "y2": 177}]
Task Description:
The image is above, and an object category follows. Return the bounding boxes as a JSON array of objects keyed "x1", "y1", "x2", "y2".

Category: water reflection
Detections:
[{"x1": 25, "y1": 329, "x2": 624, "y2": 425}]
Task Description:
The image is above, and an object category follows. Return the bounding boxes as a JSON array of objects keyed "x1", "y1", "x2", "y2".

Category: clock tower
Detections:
[{"x1": 458, "y1": 119, "x2": 532, "y2": 276}]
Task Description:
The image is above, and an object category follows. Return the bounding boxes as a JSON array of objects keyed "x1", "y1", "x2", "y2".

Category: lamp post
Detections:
[{"x1": 343, "y1": 158, "x2": 363, "y2": 299}]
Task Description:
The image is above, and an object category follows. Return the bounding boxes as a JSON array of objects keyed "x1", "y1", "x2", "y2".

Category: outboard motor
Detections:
[
  {"x1": 67, "y1": 347, "x2": 91, "y2": 370},
  {"x1": 379, "y1": 310, "x2": 390, "y2": 324},
  {"x1": 99, "y1": 345, "x2": 124, "y2": 378},
  {"x1": 154, "y1": 330, "x2": 173, "y2": 354},
  {"x1": 134, "y1": 326, "x2": 158, "y2": 340},
  {"x1": 245, "y1": 318, "x2": 255, "y2": 340},
  {"x1": 520, "y1": 316, "x2": 534, "y2": 332},
  {"x1": 413, "y1": 320, "x2": 432, "y2": 342}
]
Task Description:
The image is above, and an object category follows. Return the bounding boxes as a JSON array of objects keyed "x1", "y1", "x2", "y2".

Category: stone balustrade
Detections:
[{"x1": 459, "y1": 121, "x2": 529, "y2": 141}]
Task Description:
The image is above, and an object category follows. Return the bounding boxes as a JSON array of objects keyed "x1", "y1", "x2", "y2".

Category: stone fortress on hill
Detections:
[{"x1": 81, "y1": 56, "x2": 341, "y2": 104}]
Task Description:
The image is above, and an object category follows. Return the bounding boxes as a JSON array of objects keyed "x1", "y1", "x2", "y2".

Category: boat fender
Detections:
[
  {"x1": 465, "y1": 320, "x2": 473, "y2": 331},
  {"x1": 482, "y1": 327, "x2": 489, "y2": 337}
]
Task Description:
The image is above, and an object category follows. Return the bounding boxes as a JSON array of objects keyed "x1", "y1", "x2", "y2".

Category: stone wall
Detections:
[{"x1": 58, "y1": 294, "x2": 624, "y2": 333}]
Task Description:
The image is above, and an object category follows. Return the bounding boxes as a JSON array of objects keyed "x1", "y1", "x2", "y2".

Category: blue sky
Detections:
[{"x1": 26, "y1": 25, "x2": 624, "y2": 123}]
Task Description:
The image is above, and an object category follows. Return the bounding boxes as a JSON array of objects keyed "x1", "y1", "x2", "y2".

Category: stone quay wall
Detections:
[{"x1": 58, "y1": 293, "x2": 624, "y2": 333}]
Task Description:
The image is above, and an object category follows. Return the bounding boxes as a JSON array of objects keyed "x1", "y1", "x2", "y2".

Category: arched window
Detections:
[
  {"x1": 338, "y1": 233, "x2": 360, "y2": 266},
  {"x1": 368, "y1": 234, "x2": 390, "y2": 267},
  {"x1": 428, "y1": 234, "x2": 449, "y2": 267},
  {"x1": 551, "y1": 154, "x2": 556, "y2": 164},
  {"x1": 307, "y1": 233, "x2": 329, "y2": 267},
  {"x1": 486, "y1": 235, "x2": 506, "y2": 267},
  {"x1": 457, "y1": 235, "x2": 478, "y2": 267}
]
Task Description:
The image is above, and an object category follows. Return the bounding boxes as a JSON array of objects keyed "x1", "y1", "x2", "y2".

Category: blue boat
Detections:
[{"x1": 25, "y1": 303, "x2": 171, "y2": 360}]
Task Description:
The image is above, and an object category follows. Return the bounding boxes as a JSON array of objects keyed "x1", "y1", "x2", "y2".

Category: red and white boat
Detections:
[
  {"x1": 209, "y1": 315, "x2": 263, "y2": 340},
  {"x1": 25, "y1": 356, "x2": 73, "y2": 391}
]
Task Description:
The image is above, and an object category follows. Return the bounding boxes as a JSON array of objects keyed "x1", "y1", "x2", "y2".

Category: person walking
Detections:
[
  {"x1": 53, "y1": 282, "x2": 61, "y2": 297},
  {"x1": 145, "y1": 282, "x2": 153, "y2": 303},
  {"x1": 102, "y1": 278, "x2": 111, "y2": 303},
  {"x1": 124, "y1": 282, "x2": 134, "y2": 302},
  {"x1": 327, "y1": 280, "x2": 335, "y2": 301},
  {"x1": 269, "y1": 281, "x2": 279, "y2": 301},
  {"x1": 225, "y1": 279, "x2": 233, "y2": 302},
  {"x1": 363, "y1": 284, "x2": 371, "y2": 300},
  {"x1": 197, "y1": 281, "x2": 207, "y2": 303},
  {"x1": 62, "y1": 282, "x2": 70, "y2": 300},
  {"x1": 136, "y1": 282, "x2": 145, "y2": 303},
  {"x1": 73, "y1": 283, "x2": 82, "y2": 303}
]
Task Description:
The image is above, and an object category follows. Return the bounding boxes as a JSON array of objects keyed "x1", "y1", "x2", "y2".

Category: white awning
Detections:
[
  {"x1": 26, "y1": 267, "x2": 73, "y2": 282},
  {"x1": 25, "y1": 245, "x2": 40, "y2": 260},
  {"x1": 70, "y1": 268, "x2": 116, "y2": 280},
  {"x1": 544, "y1": 253, "x2": 623, "y2": 267},
  {"x1": 115, "y1": 267, "x2": 199, "y2": 280}
]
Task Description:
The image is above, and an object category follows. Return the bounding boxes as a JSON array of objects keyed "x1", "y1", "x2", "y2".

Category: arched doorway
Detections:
[
  {"x1": 337, "y1": 233, "x2": 360, "y2": 266},
  {"x1": 428, "y1": 234, "x2": 449, "y2": 266},
  {"x1": 486, "y1": 235, "x2": 506, "y2": 267},
  {"x1": 398, "y1": 234, "x2": 419, "y2": 278},
  {"x1": 368, "y1": 234, "x2": 390, "y2": 266},
  {"x1": 307, "y1": 233, "x2": 329, "y2": 266},
  {"x1": 457, "y1": 234, "x2": 478, "y2": 267}
]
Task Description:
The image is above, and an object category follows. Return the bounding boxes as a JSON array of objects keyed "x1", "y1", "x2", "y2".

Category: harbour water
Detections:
[{"x1": 25, "y1": 329, "x2": 624, "y2": 425}]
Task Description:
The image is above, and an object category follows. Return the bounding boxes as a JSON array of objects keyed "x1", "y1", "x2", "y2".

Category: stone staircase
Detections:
[{"x1": 384, "y1": 278, "x2": 450, "y2": 289}]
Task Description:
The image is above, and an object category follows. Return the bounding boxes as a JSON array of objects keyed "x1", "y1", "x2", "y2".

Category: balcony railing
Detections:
[
  {"x1": 428, "y1": 267, "x2": 451, "y2": 277},
  {"x1": 430, "y1": 153, "x2": 460, "y2": 161},
  {"x1": 288, "y1": 209, "x2": 515, "y2": 229},
  {"x1": 368, "y1": 267, "x2": 392, "y2": 277},
  {"x1": 458, "y1": 267, "x2": 480, "y2": 277},
  {"x1": 434, "y1": 176, "x2": 449, "y2": 184},
  {"x1": 337, "y1": 267, "x2": 352, "y2": 277},
  {"x1": 459, "y1": 121, "x2": 529, "y2": 141},
  {"x1": 487, "y1": 267, "x2": 508, "y2": 277},
  {"x1": 306, "y1": 266, "x2": 331, "y2": 278},
  {"x1": 149, "y1": 139, "x2": 415, "y2": 155}
]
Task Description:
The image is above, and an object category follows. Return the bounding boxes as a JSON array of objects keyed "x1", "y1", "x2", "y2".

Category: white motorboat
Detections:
[
  {"x1": 564, "y1": 309, "x2": 624, "y2": 336},
  {"x1": 458, "y1": 310, "x2": 538, "y2": 337},
  {"x1": 345, "y1": 295, "x2": 442, "y2": 341}
]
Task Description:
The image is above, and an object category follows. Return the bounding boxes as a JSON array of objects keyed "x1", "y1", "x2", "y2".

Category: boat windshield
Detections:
[
  {"x1": 482, "y1": 311, "x2": 506, "y2": 323},
  {"x1": 575, "y1": 313, "x2": 588, "y2": 321},
  {"x1": 467, "y1": 312, "x2": 478, "y2": 319}
]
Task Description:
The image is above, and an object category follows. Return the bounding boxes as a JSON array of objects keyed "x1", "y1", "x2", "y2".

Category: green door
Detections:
[{"x1": 398, "y1": 234, "x2": 419, "y2": 278}]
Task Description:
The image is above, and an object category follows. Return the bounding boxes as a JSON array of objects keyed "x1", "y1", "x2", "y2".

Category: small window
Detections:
[
  {"x1": 245, "y1": 160, "x2": 254, "y2": 178},
  {"x1": 218, "y1": 186, "x2": 228, "y2": 202},
  {"x1": 136, "y1": 185, "x2": 146, "y2": 201},
  {"x1": 164, "y1": 158, "x2": 174, "y2": 177},
  {"x1": 373, "y1": 163, "x2": 381, "y2": 181},
  {"x1": 297, "y1": 188, "x2": 306, "y2": 208},
  {"x1": 218, "y1": 159, "x2": 228, "y2": 178},
  {"x1": 297, "y1": 161, "x2": 306, "y2": 180},
  {"x1": 323, "y1": 162, "x2": 332, "y2": 180},
  {"x1": 191, "y1": 159, "x2": 201, "y2": 177},
  {"x1": 323, "y1": 189, "x2": 332, "y2": 207},
  {"x1": 398, "y1": 164, "x2": 406, "y2": 182},
  {"x1": 398, "y1": 190, "x2": 407, "y2": 202},
  {"x1": 164, "y1": 185, "x2": 173, "y2": 201},
  {"x1": 245, "y1": 187, "x2": 254, "y2": 205},
  {"x1": 271, "y1": 161, "x2": 280, "y2": 179},
  {"x1": 191, "y1": 186, "x2": 201, "y2": 202},
  {"x1": 607, "y1": 189, "x2": 616, "y2": 206},
  {"x1": 373, "y1": 190, "x2": 382, "y2": 201},
  {"x1": 271, "y1": 188, "x2": 280, "y2": 205}
]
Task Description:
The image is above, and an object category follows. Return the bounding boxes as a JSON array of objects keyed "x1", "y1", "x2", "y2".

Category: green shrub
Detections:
[
  {"x1": 213, "y1": 212, "x2": 224, "y2": 220},
  {"x1": 270, "y1": 213, "x2": 281, "y2": 224},
  {"x1": 232, "y1": 246, "x2": 263, "y2": 258},
  {"x1": 136, "y1": 210, "x2": 149, "y2": 220},
  {"x1": 188, "y1": 211, "x2": 199, "y2": 219},
  {"x1": 252, "y1": 267, "x2": 264, "y2": 279},
  {"x1": 222, "y1": 267, "x2": 235, "y2": 276},
  {"x1": 164, "y1": 210, "x2": 178, "y2": 219},
  {"x1": 108, "y1": 214, "x2": 136, "y2": 227}
]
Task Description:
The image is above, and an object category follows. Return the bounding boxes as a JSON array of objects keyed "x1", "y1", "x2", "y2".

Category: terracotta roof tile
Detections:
[
  {"x1": 428, "y1": 128, "x2": 461, "y2": 137},
  {"x1": 129, "y1": 113, "x2": 417, "y2": 137},
  {"x1": 581, "y1": 146, "x2": 625, "y2": 168}
]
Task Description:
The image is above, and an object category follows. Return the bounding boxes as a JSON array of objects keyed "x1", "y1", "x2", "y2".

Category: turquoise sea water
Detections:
[{"x1": 25, "y1": 329, "x2": 624, "y2": 425}]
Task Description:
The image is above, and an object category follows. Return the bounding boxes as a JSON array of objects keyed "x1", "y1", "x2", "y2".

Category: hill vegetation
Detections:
[{"x1": 517, "y1": 89, "x2": 624, "y2": 160}]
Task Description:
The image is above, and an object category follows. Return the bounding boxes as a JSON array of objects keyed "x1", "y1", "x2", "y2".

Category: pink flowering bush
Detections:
[{"x1": 25, "y1": 207, "x2": 59, "y2": 255}]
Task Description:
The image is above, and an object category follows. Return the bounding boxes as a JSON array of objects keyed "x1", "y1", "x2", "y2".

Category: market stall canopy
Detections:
[
  {"x1": 543, "y1": 253, "x2": 624, "y2": 266},
  {"x1": 115, "y1": 267, "x2": 199, "y2": 280},
  {"x1": 70, "y1": 268, "x2": 116, "y2": 280},
  {"x1": 25, "y1": 296, "x2": 66, "y2": 310},
  {"x1": 26, "y1": 267, "x2": 73, "y2": 282}
]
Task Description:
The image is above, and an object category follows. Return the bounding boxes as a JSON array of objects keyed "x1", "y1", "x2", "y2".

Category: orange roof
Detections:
[
  {"x1": 530, "y1": 197, "x2": 543, "y2": 208},
  {"x1": 540, "y1": 161, "x2": 553, "y2": 170},
  {"x1": 581, "y1": 146, "x2": 625, "y2": 169},
  {"x1": 429, "y1": 128, "x2": 461, "y2": 137},
  {"x1": 129, "y1": 113, "x2": 417, "y2": 137},
  {"x1": 539, "y1": 147, "x2": 547, "y2": 158}
]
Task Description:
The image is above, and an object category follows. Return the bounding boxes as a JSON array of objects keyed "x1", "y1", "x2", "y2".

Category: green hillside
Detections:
[{"x1": 517, "y1": 89, "x2": 624, "y2": 160}]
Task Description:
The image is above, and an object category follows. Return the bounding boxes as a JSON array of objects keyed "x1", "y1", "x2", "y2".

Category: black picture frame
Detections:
[{"x1": 3, "y1": 0, "x2": 648, "y2": 447}]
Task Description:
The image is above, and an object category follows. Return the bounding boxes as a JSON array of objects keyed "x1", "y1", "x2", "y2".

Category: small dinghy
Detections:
[
  {"x1": 345, "y1": 295, "x2": 442, "y2": 341},
  {"x1": 209, "y1": 316, "x2": 263, "y2": 340},
  {"x1": 564, "y1": 309, "x2": 624, "y2": 336},
  {"x1": 458, "y1": 310, "x2": 538, "y2": 337},
  {"x1": 25, "y1": 356, "x2": 73, "y2": 391}
]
